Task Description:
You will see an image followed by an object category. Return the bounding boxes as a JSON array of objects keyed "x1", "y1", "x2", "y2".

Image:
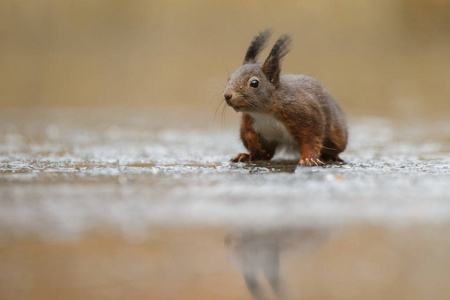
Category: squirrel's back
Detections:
[{"x1": 278, "y1": 74, "x2": 348, "y2": 154}]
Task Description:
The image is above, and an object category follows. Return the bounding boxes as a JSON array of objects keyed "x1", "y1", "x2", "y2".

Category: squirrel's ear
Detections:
[
  {"x1": 262, "y1": 33, "x2": 292, "y2": 85},
  {"x1": 243, "y1": 28, "x2": 273, "y2": 64}
]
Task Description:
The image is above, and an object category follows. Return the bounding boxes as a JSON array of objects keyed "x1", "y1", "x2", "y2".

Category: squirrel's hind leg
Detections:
[{"x1": 298, "y1": 138, "x2": 324, "y2": 167}]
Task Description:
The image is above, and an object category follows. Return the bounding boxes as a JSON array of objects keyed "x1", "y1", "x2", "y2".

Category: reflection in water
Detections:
[
  {"x1": 224, "y1": 227, "x2": 333, "y2": 299},
  {"x1": 2, "y1": 224, "x2": 450, "y2": 299}
]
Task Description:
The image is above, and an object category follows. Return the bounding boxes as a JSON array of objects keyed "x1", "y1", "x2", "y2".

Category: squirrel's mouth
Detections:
[
  {"x1": 225, "y1": 99, "x2": 243, "y2": 112},
  {"x1": 231, "y1": 105, "x2": 251, "y2": 113},
  {"x1": 227, "y1": 102, "x2": 247, "y2": 112}
]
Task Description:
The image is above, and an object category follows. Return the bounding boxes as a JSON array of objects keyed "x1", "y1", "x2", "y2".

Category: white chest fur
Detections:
[{"x1": 248, "y1": 112, "x2": 297, "y2": 145}]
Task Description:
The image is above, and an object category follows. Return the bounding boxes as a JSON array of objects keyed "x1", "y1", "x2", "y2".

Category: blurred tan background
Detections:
[{"x1": 1, "y1": 0, "x2": 450, "y2": 119}]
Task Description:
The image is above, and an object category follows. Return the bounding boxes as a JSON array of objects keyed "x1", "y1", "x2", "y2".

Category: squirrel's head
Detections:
[{"x1": 223, "y1": 29, "x2": 292, "y2": 113}]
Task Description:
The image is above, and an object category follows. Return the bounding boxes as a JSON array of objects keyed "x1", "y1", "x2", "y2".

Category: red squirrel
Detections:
[{"x1": 223, "y1": 29, "x2": 348, "y2": 166}]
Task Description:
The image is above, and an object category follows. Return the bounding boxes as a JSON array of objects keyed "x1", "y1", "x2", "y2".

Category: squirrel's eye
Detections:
[{"x1": 250, "y1": 80, "x2": 259, "y2": 88}]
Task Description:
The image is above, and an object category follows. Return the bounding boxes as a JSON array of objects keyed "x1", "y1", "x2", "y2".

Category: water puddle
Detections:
[{"x1": 0, "y1": 108, "x2": 449, "y2": 299}]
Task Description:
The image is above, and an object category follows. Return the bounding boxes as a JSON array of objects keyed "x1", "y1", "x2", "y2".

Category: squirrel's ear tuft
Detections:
[
  {"x1": 262, "y1": 33, "x2": 292, "y2": 85},
  {"x1": 243, "y1": 28, "x2": 273, "y2": 65}
]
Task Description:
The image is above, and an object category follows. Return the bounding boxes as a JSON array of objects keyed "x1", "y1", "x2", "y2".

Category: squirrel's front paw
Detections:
[
  {"x1": 299, "y1": 157, "x2": 324, "y2": 167},
  {"x1": 231, "y1": 153, "x2": 251, "y2": 163}
]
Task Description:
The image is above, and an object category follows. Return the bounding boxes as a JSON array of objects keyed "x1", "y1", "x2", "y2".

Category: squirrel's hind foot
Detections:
[
  {"x1": 319, "y1": 153, "x2": 344, "y2": 164},
  {"x1": 299, "y1": 157, "x2": 324, "y2": 167}
]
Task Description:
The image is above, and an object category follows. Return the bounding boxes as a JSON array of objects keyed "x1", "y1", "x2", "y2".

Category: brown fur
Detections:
[
  {"x1": 232, "y1": 113, "x2": 277, "y2": 162},
  {"x1": 226, "y1": 30, "x2": 348, "y2": 166}
]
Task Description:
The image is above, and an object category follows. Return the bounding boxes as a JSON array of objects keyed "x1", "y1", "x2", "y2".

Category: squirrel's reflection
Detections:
[{"x1": 224, "y1": 227, "x2": 333, "y2": 299}]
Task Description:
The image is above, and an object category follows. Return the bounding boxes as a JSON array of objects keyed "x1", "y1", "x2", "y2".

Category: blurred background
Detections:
[
  {"x1": 2, "y1": 2, "x2": 450, "y2": 300},
  {"x1": 1, "y1": 0, "x2": 450, "y2": 119}
]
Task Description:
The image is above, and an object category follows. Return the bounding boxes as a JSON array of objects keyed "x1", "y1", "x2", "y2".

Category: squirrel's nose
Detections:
[{"x1": 224, "y1": 93, "x2": 232, "y2": 101}]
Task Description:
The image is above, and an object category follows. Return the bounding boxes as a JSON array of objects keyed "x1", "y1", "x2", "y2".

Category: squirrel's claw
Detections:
[
  {"x1": 299, "y1": 157, "x2": 324, "y2": 167},
  {"x1": 231, "y1": 153, "x2": 251, "y2": 163}
]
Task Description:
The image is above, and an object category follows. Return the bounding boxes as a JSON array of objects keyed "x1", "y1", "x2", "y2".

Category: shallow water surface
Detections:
[{"x1": 0, "y1": 108, "x2": 449, "y2": 299}]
